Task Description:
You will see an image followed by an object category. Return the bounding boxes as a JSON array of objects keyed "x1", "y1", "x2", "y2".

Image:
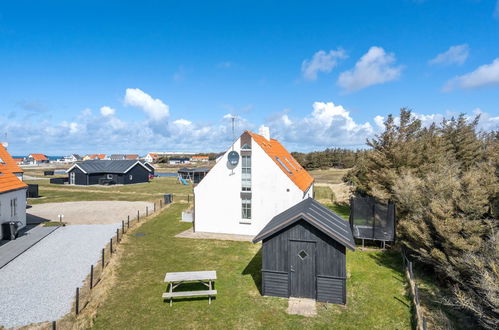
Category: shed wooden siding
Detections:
[
  {"x1": 262, "y1": 271, "x2": 289, "y2": 297},
  {"x1": 71, "y1": 167, "x2": 88, "y2": 185},
  {"x1": 261, "y1": 220, "x2": 347, "y2": 303}
]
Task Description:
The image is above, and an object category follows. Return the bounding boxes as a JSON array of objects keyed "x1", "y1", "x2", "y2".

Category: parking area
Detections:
[
  {"x1": 27, "y1": 200, "x2": 154, "y2": 224},
  {"x1": 0, "y1": 200, "x2": 155, "y2": 328},
  {"x1": 0, "y1": 224, "x2": 120, "y2": 328}
]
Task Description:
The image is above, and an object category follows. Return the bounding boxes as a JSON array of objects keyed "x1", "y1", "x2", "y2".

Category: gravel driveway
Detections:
[
  {"x1": 28, "y1": 201, "x2": 154, "y2": 224},
  {"x1": 0, "y1": 224, "x2": 119, "y2": 328}
]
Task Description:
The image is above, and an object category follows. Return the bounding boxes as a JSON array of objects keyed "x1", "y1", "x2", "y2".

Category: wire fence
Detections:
[
  {"x1": 47, "y1": 193, "x2": 193, "y2": 329},
  {"x1": 401, "y1": 249, "x2": 427, "y2": 330}
]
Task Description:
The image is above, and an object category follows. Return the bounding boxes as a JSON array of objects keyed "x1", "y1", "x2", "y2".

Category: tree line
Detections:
[
  {"x1": 291, "y1": 148, "x2": 363, "y2": 169},
  {"x1": 346, "y1": 109, "x2": 498, "y2": 329}
]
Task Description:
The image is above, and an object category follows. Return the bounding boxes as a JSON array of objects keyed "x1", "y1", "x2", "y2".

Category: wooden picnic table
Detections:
[{"x1": 163, "y1": 271, "x2": 217, "y2": 306}]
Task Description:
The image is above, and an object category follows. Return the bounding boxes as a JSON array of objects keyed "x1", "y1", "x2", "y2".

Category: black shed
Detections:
[
  {"x1": 66, "y1": 160, "x2": 152, "y2": 185},
  {"x1": 253, "y1": 198, "x2": 355, "y2": 304}
]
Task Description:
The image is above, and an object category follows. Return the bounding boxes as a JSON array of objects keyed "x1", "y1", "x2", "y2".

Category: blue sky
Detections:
[{"x1": 1, "y1": 1, "x2": 498, "y2": 155}]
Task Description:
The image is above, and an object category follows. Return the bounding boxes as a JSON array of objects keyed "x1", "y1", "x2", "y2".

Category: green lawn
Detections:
[
  {"x1": 314, "y1": 186, "x2": 335, "y2": 203},
  {"x1": 91, "y1": 203, "x2": 411, "y2": 330},
  {"x1": 26, "y1": 177, "x2": 193, "y2": 204}
]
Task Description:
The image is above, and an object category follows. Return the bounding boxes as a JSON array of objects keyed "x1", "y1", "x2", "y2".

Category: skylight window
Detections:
[
  {"x1": 275, "y1": 156, "x2": 292, "y2": 174},
  {"x1": 284, "y1": 157, "x2": 296, "y2": 171},
  {"x1": 0, "y1": 157, "x2": 4, "y2": 164}
]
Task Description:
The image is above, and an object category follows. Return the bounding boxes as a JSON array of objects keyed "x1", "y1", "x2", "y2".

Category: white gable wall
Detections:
[
  {"x1": 0, "y1": 188, "x2": 27, "y2": 239},
  {"x1": 194, "y1": 136, "x2": 313, "y2": 236}
]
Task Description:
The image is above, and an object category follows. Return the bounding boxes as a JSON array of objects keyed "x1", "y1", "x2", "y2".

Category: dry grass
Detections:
[{"x1": 309, "y1": 168, "x2": 349, "y2": 184}]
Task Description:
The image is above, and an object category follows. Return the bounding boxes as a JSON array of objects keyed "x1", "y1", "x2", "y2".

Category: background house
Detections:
[
  {"x1": 83, "y1": 154, "x2": 106, "y2": 161},
  {"x1": 66, "y1": 160, "x2": 152, "y2": 185},
  {"x1": 253, "y1": 198, "x2": 355, "y2": 304},
  {"x1": 25, "y1": 153, "x2": 49, "y2": 165},
  {"x1": 144, "y1": 153, "x2": 159, "y2": 163},
  {"x1": 190, "y1": 155, "x2": 209, "y2": 163},
  {"x1": 169, "y1": 157, "x2": 190, "y2": 165},
  {"x1": 194, "y1": 127, "x2": 314, "y2": 236},
  {"x1": 63, "y1": 154, "x2": 82, "y2": 163}
]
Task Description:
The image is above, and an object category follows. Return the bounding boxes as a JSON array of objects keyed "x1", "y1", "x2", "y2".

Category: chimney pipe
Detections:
[{"x1": 258, "y1": 125, "x2": 270, "y2": 141}]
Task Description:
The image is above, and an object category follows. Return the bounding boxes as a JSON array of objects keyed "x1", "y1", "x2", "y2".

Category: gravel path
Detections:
[
  {"x1": 0, "y1": 224, "x2": 119, "y2": 328},
  {"x1": 28, "y1": 201, "x2": 154, "y2": 224}
]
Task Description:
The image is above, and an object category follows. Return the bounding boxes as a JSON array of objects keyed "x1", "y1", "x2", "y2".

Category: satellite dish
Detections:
[{"x1": 228, "y1": 151, "x2": 240, "y2": 166}]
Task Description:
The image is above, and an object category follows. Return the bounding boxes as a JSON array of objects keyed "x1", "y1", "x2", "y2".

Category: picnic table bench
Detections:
[{"x1": 163, "y1": 270, "x2": 217, "y2": 306}]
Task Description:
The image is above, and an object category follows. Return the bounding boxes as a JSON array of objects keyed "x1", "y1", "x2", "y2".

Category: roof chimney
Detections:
[
  {"x1": 1, "y1": 142, "x2": 8, "y2": 149},
  {"x1": 258, "y1": 125, "x2": 270, "y2": 141}
]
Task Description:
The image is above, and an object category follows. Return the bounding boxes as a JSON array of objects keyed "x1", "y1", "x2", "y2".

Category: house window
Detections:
[
  {"x1": 10, "y1": 198, "x2": 17, "y2": 217},
  {"x1": 241, "y1": 155, "x2": 251, "y2": 191},
  {"x1": 107, "y1": 174, "x2": 113, "y2": 179},
  {"x1": 129, "y1": 175, "x2": 133, "y2": 180},
  {"x1": 242, "y1": 198, "x2": 251, "y2": 219}
]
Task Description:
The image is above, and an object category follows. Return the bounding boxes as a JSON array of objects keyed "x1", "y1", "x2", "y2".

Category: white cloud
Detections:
[
  {"x1": 374, "y1": 115, "x2": 385, "y2": 129},
  {"x1": 100, "y1": 106, "x2": 116, "y2": 116},
  {"x1": 429, "y1": 44, "x2": 469, "y2": 66},
  {"x1": 124, "y1": 88, "x2": 170, "y2": 121},
  {"x1": 173, "y1": 119, "x2": 192, "y2": 126},
  {"x1": 267, "y1": 101, "x2": 374, "y2": 149},
  {"x1": 301, "y1": 49, "x2": 347, "y2": 80},
  {"x1": 337, "y1": 46, "x2": 403, "y2": 92},
  {"x1": 443, "y1": 58, "x2": 499, "y2": 91},
  {"x1": 473, "y1": 108, "x2": 499, "y2": 131}
]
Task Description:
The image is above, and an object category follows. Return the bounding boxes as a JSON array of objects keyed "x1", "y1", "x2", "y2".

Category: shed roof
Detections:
[
  {"x1": 247, "y1": 131, "x2": 314, "y2": 192},
  {"x1": 0, "y1": 172, "x2": 27, "y2": 193},
  {"x1": 0, "y1": 145, "x2": 23, "y2": 174},
  {"x1": 67, "y1": 160, "x2": 152, "y2": 174},
  {"x1": 178, "y1": 167, "x2": 210, "y2": 173},
  {"x1": 253, "y1": 198, "x2": 356, "y2": 250}
]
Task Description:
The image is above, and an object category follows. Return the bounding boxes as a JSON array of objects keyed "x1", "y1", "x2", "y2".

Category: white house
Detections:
[
  {"x1": 63, "y1": 154, "x2": 82, "y2": 163},
  {"x1": 194, "y1": 127, "x2": 314, "y2": 236},
  {"x1": 144, "y1": 153, "x2": 159, "y2": 163},
  {"x1": 0, "y1": 173, "x2": 27, "y2": 239},
  {"x1": 0, "y1": 143, "x2": 28, "y2": 239}
]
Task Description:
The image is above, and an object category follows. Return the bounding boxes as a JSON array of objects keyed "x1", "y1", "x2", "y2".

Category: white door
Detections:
[{"x1": 70, "y1": 172, "x2": 75, "y2": 185}]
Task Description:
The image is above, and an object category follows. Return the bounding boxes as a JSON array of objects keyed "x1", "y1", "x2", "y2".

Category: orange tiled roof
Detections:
[
  {"x1": 86, "y1": 154, "x2": 106, "y2": 160},
  {"x1": 247, "y1": 131, "x2": 314, "y2": 192},
  {"x1": 126, "y1": 154, "x2": 139, "y2": 160},
  {"x1": 29, "y1": 153, "x2": 48, "y2": 161},
  {"x1": 0, "y1": 145, "x2": 24, "y2": 174},
  {"x1": 192, "y1": 156, "x2": 209, "y2": 159},
  {"x1": 0, "y1": 172, "x2": 27, "y2": 193}
]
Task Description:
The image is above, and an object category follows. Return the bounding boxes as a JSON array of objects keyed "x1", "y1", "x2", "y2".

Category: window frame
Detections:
[{"x1": 241, "y1": 198, "x2": 252, "y2": 220}]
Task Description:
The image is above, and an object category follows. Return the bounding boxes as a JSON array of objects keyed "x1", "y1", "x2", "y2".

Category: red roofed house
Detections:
[
  {"x1": 26, "y1": 153, "x2": 49, "y2": 165},
  {"x1": 144, "y1": 153, "x2": 159, "y2": 163},
  {"x1": 125, "y1": 154, "x2": 139, "y2": 160},
  {"x1": 83, "y1": 154, "x2": 106, "y2": 161},
  {"x1": 194, "y1": 127, "x2": 314, "y2": 236},
  {"x1": 0, "y1": 142, "x2": 28, "y2": 239}
]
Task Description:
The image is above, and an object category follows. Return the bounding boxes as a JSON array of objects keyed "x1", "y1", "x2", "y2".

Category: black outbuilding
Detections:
[
  {"x1": 253, "y1": 198, "x2": 355, "y2": 304},
  {"x1": 177, "y1": 167, "x2": 209, "y2": 184},
  {"x1": 66, "y1": 160, "x2": 153, "y2": 185}
]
